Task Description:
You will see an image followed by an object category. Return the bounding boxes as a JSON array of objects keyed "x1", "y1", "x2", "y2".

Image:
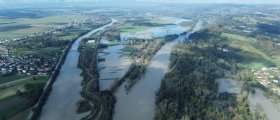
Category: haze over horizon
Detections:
[{"x1": 0, "y1": 0, "x2": 280, "y2": 4}]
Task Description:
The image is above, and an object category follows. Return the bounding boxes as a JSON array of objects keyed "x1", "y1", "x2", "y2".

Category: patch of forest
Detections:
[
  {"x1": 78, "y1": 48, "x2": 115, "y2": 120},
  {"x1": 155, "y1": 30, "x2": 253, "y2": 120}
]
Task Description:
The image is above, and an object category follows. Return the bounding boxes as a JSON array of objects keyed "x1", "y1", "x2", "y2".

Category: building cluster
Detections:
[
  {"x1": 253, "y1": 67, "x2": 280, "y2": 95},
  {"x1": 0, "y1": 55, "x2": 58, "y2": 76},
  {"x1": 0, "y1": 16, "x2": 108, "y2": 79}
]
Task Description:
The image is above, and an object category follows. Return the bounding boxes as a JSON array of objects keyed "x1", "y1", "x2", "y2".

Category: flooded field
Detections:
[
  {"x1": 249, "y1": 89, "x2": 280, "y2": 120},
  {"x1": 98, "y1": 39, "x2": 131, "y2": 91},
  {"x1": 113, "y1": 18, "x2": 202, "y2": 120},
  {"x1": 120, "y1": 17, "x2": 191, "y2": 41},
  {"x1": 39, "y1": 21, "x2": 115, "y2": 120},
  {"x1": 218, "y1": 78, "x2": 280, "y2": 120},
  {"x1": 218, "y1": 78, "x2": 242, "y2": 94}
]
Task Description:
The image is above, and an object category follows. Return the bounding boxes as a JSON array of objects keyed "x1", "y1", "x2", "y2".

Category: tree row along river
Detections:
[
  {"x1": 113, "y1": 20, "x2": 202, "y2": 120},
  {"x1": 39, "y1": 20, "x2": 115, "y2": 120},
  {"x1": 38, "y1": 18, "x2": 202, "y2": 120}
]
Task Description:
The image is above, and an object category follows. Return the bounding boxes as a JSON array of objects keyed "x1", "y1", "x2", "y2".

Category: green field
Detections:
[
  {"x1": 0, "y1": 95, "x2": 30, "y2": 120},
  {"x1": 149, "y1": 18, "x2": 174, "y2": 25},
  {"x1": 0, "y1": 15, "x2": 81, "y2": 39},
  {"x1": 222, "y1": 33, "x2": 257, "y2": 43},
  {"x1": 222, "y1": 33, "x2": 279, "y2": 68},
  {"x1": 10, "y1": 47, "x2": 61, "y2": 58},
  {"x1": 0, "y1": 74, "x2": 28, "y2": 84},
  {"x1": 7, "y1": 22, "x2": 101, "y2": 58},
  {"x1": 84, "y1": 42, "x2": 96, "y2": 48},
  {"x1": 117, "y1": 24, "x2": 152, "y2": 32},
  {"x1": 0, "y1": 76, "x2": 48, "y2": 119}
]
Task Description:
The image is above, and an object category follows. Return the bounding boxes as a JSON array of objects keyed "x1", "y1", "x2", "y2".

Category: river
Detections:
[
  {"x1": 113, "y1": 20, "x2": 202, "y2": 120},
  {"x1": 249, "y1": 88, "x2": 280, "y2": 120},
  {"x1": 218, "y1": 78, "x2": 280, "y2": 120},
  {"x1": 39, "y1": 20, "x2": 115, "y2": 120},
  {"x1": 98, "y1": 38, "x2": 131, "y2": 91},
  {"x1": 120, "y1": 16, "x2": 192, "y2": 41}
]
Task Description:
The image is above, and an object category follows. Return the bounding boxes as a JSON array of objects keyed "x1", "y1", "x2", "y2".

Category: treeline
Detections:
[
  {"x1": 189, "y1": 29, "x2": 229, "y2": 48},
  {"x1": 155, "y1": 43, "x2": 251, "y2": 120},
  {"x1": 126, "y1": 18, "x2": 171, "y2": 27},
  {"x1": 122, "y1": 34, "x2": 179, "y2": 92},
  {"x1": 165, "y1": 34, "x2": 179, "y2": 42},
  {"x1": 78, "y1": 48, "x2": 115, "y2": 120},
  {"x1": 123, "y1": 63, "x2": 146, "y2": 92},
  {"x1": 27, "y1": 42, "x2": 72, "y2": 120},
  {"x1": 10, "y1": 36, "x2": 69, "y2": 49},
  {"x1": 155, "y1": 30, "x2": 252, "y2": 120},
  {"x1": 253, "y1": 39, "x2": 280, "y2": 57},
  {"x1": 16, "y1": 82, "x2": 45, "y2": 106},
  {"x1": 124, "y1": 39, "x2": 166, "y2": 92},
  {"x1": 257, "y1": 23, "x2": 280, "y2": 34}
]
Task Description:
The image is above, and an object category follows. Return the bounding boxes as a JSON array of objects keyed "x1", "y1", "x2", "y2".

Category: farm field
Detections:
[
  {"x1": 222, "y1": 33, "x2": 280, "y2": 68},
  {"x1": 0, "y1": 15, "x2": 81, "y2": 39},
  {"x1": 0, "y1": 76, "x2": 48, "y2": 119},
  {"x1": 117, "y1": 24, "x2": 152, "y2": 32}
]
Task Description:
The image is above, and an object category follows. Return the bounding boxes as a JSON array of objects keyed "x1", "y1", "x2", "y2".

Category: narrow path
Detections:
[
  {"x1": 82, "y1": 64, "x2": 103, "y2": 120},
  {"x1": 81, "y1": 21, "x2": 116, "y2": 119}
]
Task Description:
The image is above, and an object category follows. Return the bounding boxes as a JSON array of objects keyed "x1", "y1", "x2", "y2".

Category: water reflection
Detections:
[
  {"x1": 98, "y1": 39, "x2": 131, "y2": 91},
  {"x1": 39, "y1": 20, "x2": 115, "y2": 120},
  {"x1": 113, "y1": 18, "x2": 201, "y2": 120}
]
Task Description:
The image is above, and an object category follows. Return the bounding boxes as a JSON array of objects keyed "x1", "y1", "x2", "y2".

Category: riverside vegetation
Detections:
[
  {"x1": 154, "y1": 28, "x2": 267, "y2": 120},
  {"x1": 122, "y1": 34, "x2": 179, "y2": 92},
  {"x1": 76, "y1": 21, "x2": 181, "y2": 119},
  {"x1": 78, "y1": 25, "x2": 117, "y2": 120},
  {"x1": 0, "y1": 17, "x2": 110, "y2": 119}
]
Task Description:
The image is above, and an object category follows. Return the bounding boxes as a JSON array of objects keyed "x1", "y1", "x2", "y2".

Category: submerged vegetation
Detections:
[
  {"x1": 78, "y1": 47, "x2": 116, "y2": 120},
  {"x1": 1, "y1": 3, "x2": 280, "y2": 120}
]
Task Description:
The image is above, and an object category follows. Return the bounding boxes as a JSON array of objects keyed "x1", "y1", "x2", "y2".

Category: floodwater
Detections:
[
  {"x1": 113, "y1": 19, "x2": 202, "y2": 120},
  {"x1": 100, "y1": 17, "x2": 192, "y2": 90},
  {"x1": 98, "y1": 39, "x2": 131, "y2": 91},
  {"x1": 249, "y1": 88, "x2": 280, "y2": 120},
  {"x1": 120, "y1": 17, "x2": 191, "y2": 41},
  {"x1": 218, "y1": 78, "x2": 242, "y2": 94},
  {"x1": 218, "y1": 78, "x2": 280, "y2": 120},
  {"x1": 39, "y1": 20, "x2": 115, "y2": 120},
  {"x1": 120, "y1": 25, "x2": 187, "y2": 41}
]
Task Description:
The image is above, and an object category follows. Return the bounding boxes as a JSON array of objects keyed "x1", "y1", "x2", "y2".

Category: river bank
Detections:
[
  {"x1": 76, "y1": 20, "x2": 118, "y2": 120},
  {"x1": 113, "y1": 20, "x2": 202, "y2": 120},
  {"x1": 249, "y1": 88, "x2": 280, "y2": 120},
  {"x1": 27, "y1": 29, "x2": 95, "y2": 120},
  {"x1": 35, "y1": 20, "x2": 114, "y2": 120}
]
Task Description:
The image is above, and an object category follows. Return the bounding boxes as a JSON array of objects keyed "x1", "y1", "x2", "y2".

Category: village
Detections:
[
  {"x1": 0, "y1": 54, "x2": 58, "y2": 76},
  {"x1": 253, "y1": 67, "x2": 280, "y2": 95},
  {"x1": 0, "y1": 16, "x2": 104, "y2": 78}
]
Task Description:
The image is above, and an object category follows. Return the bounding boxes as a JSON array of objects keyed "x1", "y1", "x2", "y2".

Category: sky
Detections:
[{"x1": 0, "y1": 0, "x2": 279, "y2": 4}]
